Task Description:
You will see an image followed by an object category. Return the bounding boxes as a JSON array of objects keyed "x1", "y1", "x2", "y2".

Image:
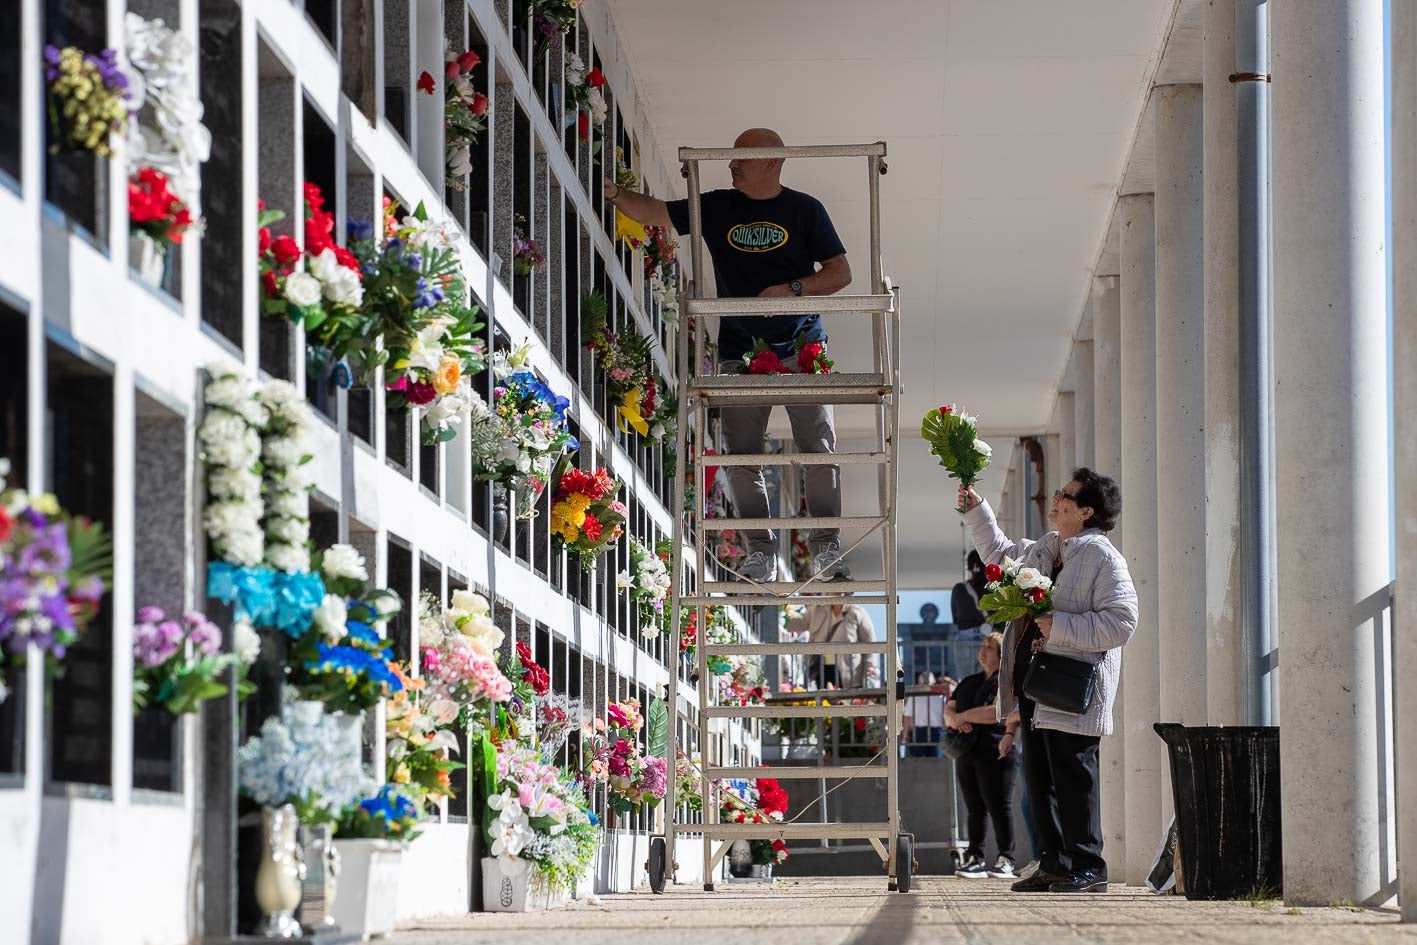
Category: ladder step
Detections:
[
  {"x1": 682, "y1": 594, "x2": 893, "y2": 607},
  {"x1": 701, "y1": 515, "x2": 883, "y2": 531},
  {"x1": 690, "y1": 373, "x2": 891, "y2": 405},
  {"x1": 699, "y1": 821, "x2": 894, "y2": 841},
  {"x1": 701, "y1": 579, "x2": 889, "y2": 596},
  {"x1": 684, "y1": 293, "x2": 894, "y2": 317},
  {"x1": 702, "y1": 451, "x2": 889, "y2": 467},
  {"x1": 705, "y1": 765, "x2": 889, "y2": 780},
  {"x1": 704, "y1": 642, "x2": 890, "y2": 657},
  {"x1": 703, "y1": 704, "x2": 888, "y2": 719}
]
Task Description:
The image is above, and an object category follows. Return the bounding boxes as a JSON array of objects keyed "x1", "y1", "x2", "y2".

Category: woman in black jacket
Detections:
[{"x1": 945, "y1": 631, "x2": 1017, "y2": 880}]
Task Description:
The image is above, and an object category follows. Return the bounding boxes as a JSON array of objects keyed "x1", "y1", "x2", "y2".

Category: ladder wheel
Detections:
[
  {"x1": 897, "y1": 834, "x2": 914, "y2": 894},
  {"x1": 648, "y1": 836, "x2": 668, "y2": 894}
]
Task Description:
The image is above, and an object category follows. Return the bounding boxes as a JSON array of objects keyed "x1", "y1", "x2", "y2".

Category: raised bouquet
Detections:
[
  {"x1": 977, "y1": 557, "x2": 1055, "y2": 624},
  {"x1": 921, "y1": 403, "x2": 992, "y2": 512}
]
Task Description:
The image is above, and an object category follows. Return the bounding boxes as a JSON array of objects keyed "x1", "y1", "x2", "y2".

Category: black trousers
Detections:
[
  {"x1": 955, "y1": 743, "x2": 1017, "y2": 861},
  {"x1": 1019, "y1": 698, "x2": 1106, "y2": 876}
]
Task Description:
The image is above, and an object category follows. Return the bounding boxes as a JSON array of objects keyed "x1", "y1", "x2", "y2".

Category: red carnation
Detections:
[
  {"x1": 258, "y1": 227, "x2": 272, "y2": 255},
  {"x1": 581, "y1": 512, "x2": 603, "y2": 541},
  {"x1": 748, "y1": 350, "x2": 785, "y2": 375},
  {"x1": 333, "y1": 245, "x2": 362, "y2": 273},
  {"x1": 586, "y1": 67, "x2": 606, "y2": 88},
  {"x1": 417, "y1": 71, "x2": 436, "y2": 94},
  {"x1": 471, "y1": 92, "x2": 489, "y2": 117},
  {"x1": 984, "y1": 562, "x2": 1003, "y2": 583},
  {"x1": 458, "y1": 50, "x2": 481, "y2": 71},
  {"x1": 406, "y1": 378, "x2": 437, "y2": 405},
  {"x1": 270, "y1": 235, "x2": 301, "y2": 269},
  {"x1": 303, "y1": 181, "x2": 325, "y2": 212},
  {"x1": 577, "y1": 110, "x2": 590, "y2": 140},
  {"x1": 261, "y1": 270, "x2": 279, "y2": 298}
]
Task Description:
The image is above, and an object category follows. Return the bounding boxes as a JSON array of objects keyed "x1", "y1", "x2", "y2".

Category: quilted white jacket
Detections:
[{"x1": 962, "y1": 500, "x2": 1138, "y2": 737}]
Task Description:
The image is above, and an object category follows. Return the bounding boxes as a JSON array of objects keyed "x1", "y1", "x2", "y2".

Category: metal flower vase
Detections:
[{"x1": 254, "y1": 804, "x2": 304, "y2": 938}]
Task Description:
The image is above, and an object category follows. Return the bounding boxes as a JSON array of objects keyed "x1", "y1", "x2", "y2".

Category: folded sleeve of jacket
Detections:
[
  {"x1": 1050, "y1": 552, "x2": 1139, "y2": 652},
  {"x1": 961, "y1": 499, "x2": 1035, "y2": 566}
]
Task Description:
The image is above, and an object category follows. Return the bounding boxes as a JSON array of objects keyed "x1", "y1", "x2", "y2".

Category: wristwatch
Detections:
[{"x1": 788, "y1": 279, "x2": 804, "y2": 296}]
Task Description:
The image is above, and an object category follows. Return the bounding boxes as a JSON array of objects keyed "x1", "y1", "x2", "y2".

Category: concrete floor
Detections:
[{"x1": 395, "y1": 877, "x2": 1417, "y2": 945}]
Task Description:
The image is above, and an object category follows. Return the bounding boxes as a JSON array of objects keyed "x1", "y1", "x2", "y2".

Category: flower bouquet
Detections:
[
  {"x1": 349, "y1": 201, "x2": 488, "y2": 444},
  {"x1": 44, "y1": 44, "x2": 133, "y2": 156},
  {"x1": 512, "y1": 640, "x2": 551, "y2": 699},
  {"x1": 512, "y1": 214, "x2": 546, "y2": 277},
  {"x1": 719, "y1": 655, "x2": 766, "y2": 706},
  {"x1": 563, "y1": 51, "x2": 606, "y2": 150},
  {"x1": 921, "y1": 403, "x2": 992, "y2": 512},
  {"x1": 673, "y1": 750, "x2": 703, "y2": 811},
  {"x1": 435, "y1": 48, "x2": 489, "y2": 187},
  {"x1": 794, "y1": 335, "x2": 833, "y2": 374},
  {"x1": 738, "y1": 338, "x2": 788, "y2": 375},
  {"x1": 0, "y1": 458, "x2": 112, "y2": 704},
  {"x1": 977, "y1": 558, "x2": 1055, "y2": 624},
  {"x1": 124, "y1": 12, "x2": 211, "y2": 207},
  {"x1": 582, "y1": 699, "x2": 667, "y2": 813},
  {"x1": 128, "y1": 167, "x2": 197, "y2": 283},
  {"x1": 581, "y1": 289, "x2": 658, "y2": 437},
  {"x1": 417, "y1": 590, "x2": 513, "y2": 732},
  {"x1": 259, "y1": 380, "x2": 314, "y2": 575},
  {"x1": 131, "y1": 606, "x2": 257, "y2": 714},
  {"x1": 485, "y1": 747, "x2": 600, "y2": 893},
  {"x1": 472, "y1": 346, "x2": 577, "y2": 507},
  {"x1": 642, "y1": 225, "x2": 678, "y2": 286},
  {"x1": 536, "y1": 695, "x2": 580, "y2": 761},
  {"x1": 258, "y1": 185, "x2": 370, "y2": 362},
  {"x1": 549, "y1": 461, "x2": 626, "y2": 570},
  {"x1": 618, "y1": 538, "x2": 671, "y2": 636},
  {"x1": 514, "y1": 0, "x2": 580, "y2": 62},
  {"x1": 337, "y1": 784, "x2": 424, "y2": 842},
  {"x1": 384, "y1": 667, "x2": 464, "y2": 810},
  {"x1": 238, "y1": 701, "x2": 377, "y2": 824},
  {"x1": 720, "y1": 778, "x2": 790, "y2": 867},
  {"x1": 199, "y1": 366, "x2": 267, "y2": 568}
]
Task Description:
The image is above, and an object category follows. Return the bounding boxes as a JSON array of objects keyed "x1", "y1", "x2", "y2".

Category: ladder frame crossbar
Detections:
[{"x1": 663, "y1": 142, "x2": 902, "y2": 891}]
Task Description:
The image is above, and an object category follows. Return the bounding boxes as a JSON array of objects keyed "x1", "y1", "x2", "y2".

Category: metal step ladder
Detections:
[{"x1": 651, "y1": 141, "x2": 910, "y2": 894}]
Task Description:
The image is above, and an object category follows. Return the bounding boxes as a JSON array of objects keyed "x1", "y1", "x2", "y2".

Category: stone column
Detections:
[
  {"x1": 1072, "y1": 340, "x2": 1096, "y2": 469},
  {"x1": 1202, "y1": 0, "x2": 1246, "y2": 726},
  {"x1": 1271, "y1": 0, "x2": 1391, "y2": 906},
  {"x1": 1118, "y1": 192, "x2": 1162, "y2": 885},
  {"x1": 1153, "y1": 84, "x2": 1208, "y2": 730},
  {"x1": 1056, "y1": 391, "x2": 1076, "y2": 482},
  {"x1": 1392, "y1": 0, "x2": 1417, "y2": 922},
  {"x1": 1090, "y1": 272, "x2": 1125, "y2": 872}
]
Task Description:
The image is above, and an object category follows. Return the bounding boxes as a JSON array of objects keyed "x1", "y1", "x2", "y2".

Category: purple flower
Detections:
[
  {"x1": 641, "y1": 755, "x2": 668, "y2": 797},
  {"x1": 185, "y1": 614, "x2": 222, "y2": 657},
  {"x1": 133, "y1": 617, "x2": 181, "y2": 668},
  {"x1": 137, "y1": 606, "x2": 166, "y2": 623}
]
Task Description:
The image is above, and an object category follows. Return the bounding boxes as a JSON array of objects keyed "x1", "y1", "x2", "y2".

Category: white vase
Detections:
[
  {"x1": 331, "y1": 711, "x2": 365, "y2": 767},
  {"x1": 129, "y1": 232, "x2": 166, "y2": 288},
  {"x1": 254, "y1": 804, "x2": 304, "y2": 938},
  {"x1": 481, "y1": 857, "x2": 570, "y2": 912},
  {"x1": 331, "y1": 839, "x2": 403, "y2": 940}
]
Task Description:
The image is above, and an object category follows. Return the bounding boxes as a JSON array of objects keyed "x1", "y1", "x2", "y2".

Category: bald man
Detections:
[{"x1": 606, "y1": 128, "x2": 853, "y2": 582}]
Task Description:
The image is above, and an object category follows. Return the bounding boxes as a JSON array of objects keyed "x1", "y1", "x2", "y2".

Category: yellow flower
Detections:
[
  {"x1": 434, "y1": 356, "x2": 461, "y2": 395},
  {"x1": 393, "y1": 763, "x2": 411, "y2": 784}
]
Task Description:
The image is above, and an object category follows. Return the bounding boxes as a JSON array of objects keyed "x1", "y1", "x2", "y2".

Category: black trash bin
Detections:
[{"x1": 1154, "y1": 724, "x2": 1283, "y2": 900}]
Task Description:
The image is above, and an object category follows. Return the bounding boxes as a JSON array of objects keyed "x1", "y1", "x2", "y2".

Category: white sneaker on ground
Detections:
[
  {"x1": 810, "y1": 539, "x2": 852, "y2": 580},
  {"x1": 988, "y1": 856, "x2": 1016, "y2": 879},
  {"x1": 1017, "y1": 858, "x2": 1041, "y2": 880},
  {"x1": 739, "y1": 552, "x2": 778, "y2": 583}
]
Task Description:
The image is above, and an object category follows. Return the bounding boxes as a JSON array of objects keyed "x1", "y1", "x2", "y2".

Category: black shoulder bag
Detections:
[{"x1": 1022, "y1": 651, "x2": 1098, "y2": 716}]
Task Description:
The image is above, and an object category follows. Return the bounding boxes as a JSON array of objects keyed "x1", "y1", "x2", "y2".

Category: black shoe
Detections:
[
  {"x1": 1049, "y1": 869, "x2": 1109, "y2": 893},
  {"x1": 1010, "y1": 870, "x2": 1067, "y2": 892},
  {"x1": 956, "y1": 856, "x2": 987, "y2": 879}
]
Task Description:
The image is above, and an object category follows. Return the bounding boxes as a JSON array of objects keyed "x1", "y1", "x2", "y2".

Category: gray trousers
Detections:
[{"x1": 720, "y1": 402, "x2": 840, "y2": 554}]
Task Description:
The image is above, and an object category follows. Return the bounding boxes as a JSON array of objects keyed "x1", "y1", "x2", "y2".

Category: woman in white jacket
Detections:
[{"x1": 958, "y1": 468, "x2": 1137, "y2": 895}]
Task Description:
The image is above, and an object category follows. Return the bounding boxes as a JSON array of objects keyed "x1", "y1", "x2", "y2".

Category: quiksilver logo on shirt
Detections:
[{"x1": 727, "y1": 221, "x2": 789, "y2": 253}]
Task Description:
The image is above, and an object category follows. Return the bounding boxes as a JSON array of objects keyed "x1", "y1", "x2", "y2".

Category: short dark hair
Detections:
[
  {"x1": 1069, "y1": 467, "x2": 1121, "y2": 532},
  {"x1": 966, "y1": 549, "x2": 983, "y2": 572}
]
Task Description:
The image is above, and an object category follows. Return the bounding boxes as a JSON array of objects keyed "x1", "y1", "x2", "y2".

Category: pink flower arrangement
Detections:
[
  {"x1": 583, "y1": 699, "x2": 664, "y2": 813},
  {"x1": 426, "y1": 634, "x2": 513, "y2": 710}
]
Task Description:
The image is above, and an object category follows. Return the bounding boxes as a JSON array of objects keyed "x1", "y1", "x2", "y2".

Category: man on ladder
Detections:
[{"x1": 605, "y1": 126, "x2": 854, "y2": 582}]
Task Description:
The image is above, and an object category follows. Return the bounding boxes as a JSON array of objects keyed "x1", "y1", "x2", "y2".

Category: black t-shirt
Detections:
[
  {"x1": 665, "y1": 187, "x2": 847, "y2": 361},
  {"x1": 951, "y1": 581, "x2": 987, "y2": 631},
  {"x1": 951, "y1": 671, "x2": 1004, "y2": 744}
]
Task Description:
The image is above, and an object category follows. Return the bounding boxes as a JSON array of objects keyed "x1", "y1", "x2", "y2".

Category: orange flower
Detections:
[{"x1": 433, "y1": 356, "x2": 461, "y2": 395}]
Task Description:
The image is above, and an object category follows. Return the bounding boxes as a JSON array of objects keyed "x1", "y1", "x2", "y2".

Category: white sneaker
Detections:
[
  {"x1": 739, "y1": 552, "x2": 778, "y2": 583},
  {"x1": 811, "y1": 540, "x2": 851, "y2": 580},
  {"x1": 988, "y1": 856, "x2": 1016, "y2": 879},
  {"x1": 957, "y1": 856, "x2": 987, "y2": 879}
]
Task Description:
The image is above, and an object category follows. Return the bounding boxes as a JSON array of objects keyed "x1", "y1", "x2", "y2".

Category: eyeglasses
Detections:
[{"x1": 1053, "y1": 489, "x2": 1081, "y2": 504}]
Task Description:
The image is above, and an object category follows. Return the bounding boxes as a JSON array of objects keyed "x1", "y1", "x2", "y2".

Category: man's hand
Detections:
[
  {"x1": 603, "y1": 177, "x2": 619, "y2": 201},
  {"x1": 958, "y1": 484, "x2": 983, "y2": 512},
  {"x1": 758, "y1": 283, "x2": 794, "y2": 298}
]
